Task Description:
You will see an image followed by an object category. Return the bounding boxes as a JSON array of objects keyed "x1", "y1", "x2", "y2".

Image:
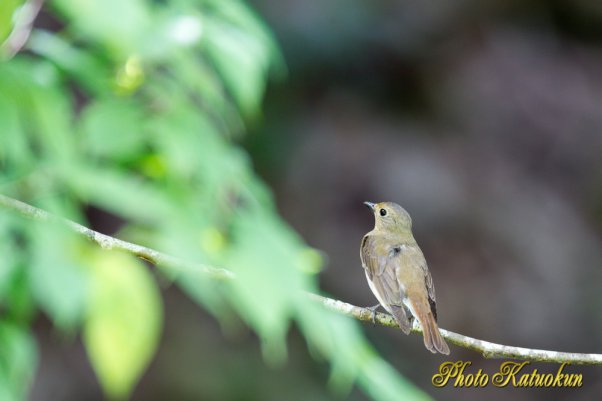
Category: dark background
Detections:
[
  {"x1": 246, "y1": 0, "x2": 602, "y2": 399},
  {"x1": 32, "y1": 0, "x2": 602, "y2": 400}
]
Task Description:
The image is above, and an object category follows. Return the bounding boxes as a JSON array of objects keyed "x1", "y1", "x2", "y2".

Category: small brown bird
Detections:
[{"x1": 360, "y1": 201, "x2": 449, "y2": 354}]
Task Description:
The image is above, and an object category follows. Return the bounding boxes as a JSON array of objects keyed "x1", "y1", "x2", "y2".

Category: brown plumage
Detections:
[{"x1": 360, "y1": 201, "x2": 449, "y2": 354}]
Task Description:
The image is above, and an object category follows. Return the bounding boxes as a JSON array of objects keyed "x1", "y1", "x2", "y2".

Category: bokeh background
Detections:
[{"x1": 2, "y1": 0, "x2": 601, "y2": 400}]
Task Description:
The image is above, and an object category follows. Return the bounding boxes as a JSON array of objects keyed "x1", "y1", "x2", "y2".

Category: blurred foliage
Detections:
[{"x1": 0, "y1": 0, "x2": 431, "y2": 400}]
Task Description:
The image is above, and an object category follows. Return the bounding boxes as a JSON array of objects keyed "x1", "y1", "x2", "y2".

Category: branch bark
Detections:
[
  {"x1": 0, "y1": 194, "x2": 233, "y2": 279},
  {"x1": 1, "y1": 193, "x2": 601, "y2": 365},
  {"x1": 307, "y1": 293, "x2": 602, "y2": 365},
  {"x1": 1, "y1": 0, "x2": 45, "y2": 58}
]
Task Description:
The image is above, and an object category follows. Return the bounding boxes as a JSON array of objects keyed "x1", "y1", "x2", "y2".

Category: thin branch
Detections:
[
  {"x1": 308, "y1": 294, "x2": 602, "y2": 365},
  {"x1": 0, "y1": 193, "x2": 234, "y2": 279},
  {"x1": 1, "y1": 0, "x2": 45, "y2": 58},
  {"x1": 1, "y1": 193, "x2": 601, "y2": 365}
]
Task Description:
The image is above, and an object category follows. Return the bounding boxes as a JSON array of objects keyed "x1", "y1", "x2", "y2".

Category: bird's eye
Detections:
[{"x1": 379, "y1": 208, "x2": 387, "y2": 216}]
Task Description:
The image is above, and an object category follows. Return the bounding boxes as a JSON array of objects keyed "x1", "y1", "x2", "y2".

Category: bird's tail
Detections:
[
  {"x1": 389, "y1": 305, "x2": 411, "y2": 334},
  {"x1": 421, "y1": 311, "x2": 450, "y2": 354},
  {"x1": 410, "y1": 299, "x2": 450, "y2": 354}
]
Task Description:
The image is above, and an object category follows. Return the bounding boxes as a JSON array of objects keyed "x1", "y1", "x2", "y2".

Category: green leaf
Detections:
[
  {"x1": 27, "y1": 30, "x2": 111, "y2": 95},
  {"x1": 225, "y1": 208, "x2": 310, "y2": 364},
  {"x1": 0, "y1": 321, "x2": 37, "y2": 401},
  {"x1": 27, "y1": 74, "x2": 77, "y2": 166},
  {"x1": 296, "y1": 303, "x2": 432, "y2": 401},
  {"x1": 0, "y1": 215, "x2": 18, "y2": 301},
  {"x1": 0, "y1": 58, "x2": 78, "y2": 170},
  {"x1": 0, "y1": 213, "x2": 35, "y2": 323},
  {"x1": 204, "y1": 17, "x2": 271, "y2": 118},
  {"x1": 148, "y1": 107, "x2": 247, "y2": 191},
  {"x1": 68, "y1": 167, "x2": 175, "y2": 224},
  {"x1": 147, "y1": 108, "x2": 219, "y2": 180},
  {"x1": 79, "y1": 98, "x2": 146, "y2": 161},
  {"x1": 358, "y1": 353, "x2": 433, "y2": 401},
  {"x1": 51, "y1": 0, "x2": 152, "y2": 58},
  {"x1": 84, "y1": 251, "x2": 162, "y2": 400},
  {"x1": 0, "y1": 78, "x2": 31, "y2": 171},
  {"x1": 29, "y1": 223, "x2": 89, "y2": 330},
  {"x1": 200, "y1": 0, "x2": 285, "y2": 120}
]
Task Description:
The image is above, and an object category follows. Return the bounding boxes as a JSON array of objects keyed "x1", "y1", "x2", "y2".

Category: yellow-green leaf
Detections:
[{"x1": 84, "y1": 251, "x2": 162, "y2": 400}]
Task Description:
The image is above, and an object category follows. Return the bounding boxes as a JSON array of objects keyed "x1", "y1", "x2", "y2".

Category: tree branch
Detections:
[
  {"x1": 0, "y1": 194, "x2": 234, "y2": 279},
  {"x1": 307, "y1": 294, "x2": 602, "y2": 365},
  {"x1": 1, "y1": 193, "x2": 601, "y2": 365},
  {"x1": 1, "y1": 0, "x2": 45, "y2": 58}
]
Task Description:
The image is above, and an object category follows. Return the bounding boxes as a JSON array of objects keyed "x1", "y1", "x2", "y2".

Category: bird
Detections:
[{"x1": 360, "y1": 201, "x2": 450, "y2": 354}]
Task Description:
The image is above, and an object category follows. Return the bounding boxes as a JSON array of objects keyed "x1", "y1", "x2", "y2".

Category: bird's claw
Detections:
[{"x1": 366, "y1": 304, "x2": 381, "y2": 325}]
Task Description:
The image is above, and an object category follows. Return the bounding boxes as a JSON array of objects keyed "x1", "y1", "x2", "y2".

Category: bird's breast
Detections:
[{"x1": 365, "y1": 271, "x2": 390, "y2": 312}]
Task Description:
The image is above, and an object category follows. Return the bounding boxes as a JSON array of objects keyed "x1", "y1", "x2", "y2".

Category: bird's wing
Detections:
[
  {"x1": 360, "y1": 234, "x2": 386, "y2": 280},
  {"x1": 360, "y1": 235, "x2": 402, "y2": 305},
  {"x1": 425, "y1": 264, "x2": 438, "y2": 321},
  {"x1": 407, "y1": 245, "x2": 439, "y2": 322},
  {"x1": 361, "y1": 235, "x2": 410, "y2": 333}
]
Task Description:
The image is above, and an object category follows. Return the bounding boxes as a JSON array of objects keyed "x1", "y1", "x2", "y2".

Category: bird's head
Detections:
[{"x1": 363, "y1": 201, "x2": 412, "y2": 233}]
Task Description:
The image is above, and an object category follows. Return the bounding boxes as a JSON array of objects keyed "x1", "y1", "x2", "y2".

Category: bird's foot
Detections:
[{"x1": 366, "y1": 304, "x2": 381, "y2": 325}]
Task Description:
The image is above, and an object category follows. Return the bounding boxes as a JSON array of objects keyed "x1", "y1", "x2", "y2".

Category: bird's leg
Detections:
[{"x1": 366, "y1": 304, "x2": 382, "y2": 325}]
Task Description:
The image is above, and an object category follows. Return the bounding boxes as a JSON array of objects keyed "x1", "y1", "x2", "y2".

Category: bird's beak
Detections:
[{"x1": 363, "y1": 201, "x2": 376, "y2": 211}]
